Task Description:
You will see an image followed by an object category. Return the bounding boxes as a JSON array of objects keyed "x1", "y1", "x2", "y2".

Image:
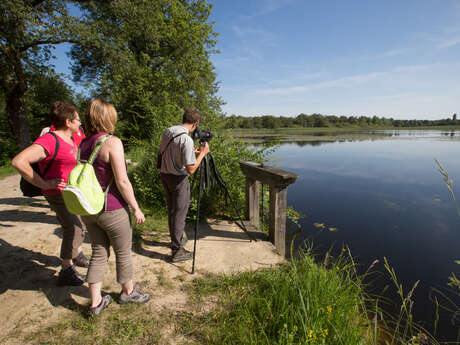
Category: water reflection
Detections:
[{"x1": 258, "y1": 131, "x2": 460, "y2": 341}]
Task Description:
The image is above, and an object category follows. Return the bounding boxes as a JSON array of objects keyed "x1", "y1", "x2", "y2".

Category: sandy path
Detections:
[{"x1": 0, "y1": 174, "x2": 284, "y2": 344}]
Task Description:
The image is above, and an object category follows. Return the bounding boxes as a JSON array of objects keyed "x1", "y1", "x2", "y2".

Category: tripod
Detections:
[{"x1": 191, "y1": 153, "x2": 257, "y2": 274}]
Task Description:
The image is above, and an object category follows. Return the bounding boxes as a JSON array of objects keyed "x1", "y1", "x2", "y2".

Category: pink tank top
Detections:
[{"x1": 79, "y1": 133, "x2": 128, "y2": 211}]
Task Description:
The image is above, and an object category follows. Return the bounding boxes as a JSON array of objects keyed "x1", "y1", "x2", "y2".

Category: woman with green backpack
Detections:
[{"x1": 79, "y1": 99, "x2": 150, "y2": 316}]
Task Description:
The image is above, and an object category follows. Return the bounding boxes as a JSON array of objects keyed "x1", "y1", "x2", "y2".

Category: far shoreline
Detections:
[{"x1": 225, "y1": 126, "x2": 460, "y2": 143}]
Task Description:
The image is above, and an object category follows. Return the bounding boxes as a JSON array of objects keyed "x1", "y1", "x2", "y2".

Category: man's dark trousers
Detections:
[{"x1": 160, "y1": 173, "x2": 190, "y2": 251}]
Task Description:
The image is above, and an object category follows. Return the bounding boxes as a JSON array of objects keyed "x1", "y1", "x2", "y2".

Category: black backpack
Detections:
[{"x1": 20, "y1": 132, "x2": 60, "y2": 197}]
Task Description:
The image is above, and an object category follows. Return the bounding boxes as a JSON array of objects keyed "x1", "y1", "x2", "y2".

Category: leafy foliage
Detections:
[
  {"x1": 0, "y1": 72, "x2": 74, "y2": 163},
  {"x1": 71, "y1": 0, "x2": 223, "y2": 142},
  {"x1": 1, "y1": 0, "x2": 91, "y2": 148}
]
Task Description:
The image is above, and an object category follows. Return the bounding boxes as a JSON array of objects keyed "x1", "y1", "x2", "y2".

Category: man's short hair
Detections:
[{"x1": 182, "y1": 109, "x2": 201, "y2": 124}]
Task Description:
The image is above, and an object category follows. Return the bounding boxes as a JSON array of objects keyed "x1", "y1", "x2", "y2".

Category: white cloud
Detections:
[
  {"x1": 249, "y1": 62, "x2": 450, "y2": 97},
  {"x1": 241, "y1": 0, "x2": 296, "y2": 19},
  {"x1": 437, "y1": 35, "x2": 460, "y2": 48},
  {"x1": 222, "y1": 61, "x2": 460, "y2": 119},
  {"x1": 232, "y1": 25, "x2": 278, "y2": 47},
  {"x1": 251, "y1": 71, "x2": 389, "y2": 95}
]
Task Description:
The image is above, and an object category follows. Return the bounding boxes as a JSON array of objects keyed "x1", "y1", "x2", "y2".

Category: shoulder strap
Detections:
[
  {"x1": 42, "y1": 132, "x2": 60, "y2": 178},
  {"x1": 87, "y1": 135, "x2": 112, "y2": 165},
  {"x1": 161, "y1": 132, "x2": 187, "y2": 155}
]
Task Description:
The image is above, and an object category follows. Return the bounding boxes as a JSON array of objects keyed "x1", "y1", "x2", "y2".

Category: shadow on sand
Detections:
[
  {"x1": 133, "y1": 221, "x2": 267, "y2": 264},
  {"x1": 0, "y1": 239, "x2": 89, "y2": 312}
]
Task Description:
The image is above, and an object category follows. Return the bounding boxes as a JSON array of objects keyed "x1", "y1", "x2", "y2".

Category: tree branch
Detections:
[
  {"x1": 30, "y1": 0, "x2": 46, "y2": 7},
  {"x1": 20, "y1": 39, "x2": 83, "y2": 52}
]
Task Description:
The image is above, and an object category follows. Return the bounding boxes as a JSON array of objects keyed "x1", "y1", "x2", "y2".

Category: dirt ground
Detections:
[{"x1": 0, "y1": 174, "x2": 284, "y2": 344}]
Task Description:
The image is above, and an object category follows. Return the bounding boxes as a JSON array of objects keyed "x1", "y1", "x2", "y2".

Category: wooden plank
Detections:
[
  {"x1": 245, "y1": 178, "x2": 260, "y2": 228},
  {"x1": 269, "y1": 185, "x2": 287, "y2": 257},
  {"x1": 239, "y1": 162, "x2": 298, "y2": 187}
]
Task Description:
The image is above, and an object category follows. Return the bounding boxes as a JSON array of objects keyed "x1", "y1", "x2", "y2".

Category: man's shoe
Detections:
[
  {"x1": 171, "y1": 248, "x2": 193, "y2": 263},
  {"x1": 89, "y1": 295, "x2": 112, "y2": 316},
  {"x1": 73, "y1": 251, "x2": 89, "y2": 268},
  {"x1": 119, "y1": 286, "x2": 150, "y2": 304},
  {"x1": 57, "y1": 265, "x2": 85, "y2": 286}
]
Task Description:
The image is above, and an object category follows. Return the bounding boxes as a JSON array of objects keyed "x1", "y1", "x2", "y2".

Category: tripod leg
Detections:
[
  {"x1": 220, "y1": 182, "x2": 257, "y2": 242},
  {"x1": 207, "y1": 154, "x2": 257, "y2": 242},
  {"x1": 192, "y1": 162, "x2": 204, "y2": 274}
]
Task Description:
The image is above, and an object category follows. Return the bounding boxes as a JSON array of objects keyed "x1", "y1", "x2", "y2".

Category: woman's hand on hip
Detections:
[{"x1": 44, "y1": 178, "x2": 66, "y2": 191}]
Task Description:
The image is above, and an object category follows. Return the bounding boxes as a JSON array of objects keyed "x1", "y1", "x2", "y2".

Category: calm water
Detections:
[{"x1": 256, "y1": 130, "x2": 460, "y2": 340}]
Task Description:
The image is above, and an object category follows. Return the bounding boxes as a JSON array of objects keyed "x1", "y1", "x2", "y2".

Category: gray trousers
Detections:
[
  {"x1": 82, "y1": 207, "x2": 133, "y2": 284},
  {"x1": 44, "y1": 194, "x2": 85, "y2": 260},
  {"x1": 160, "y1": 173, "x2": 190, "y2": 251}
]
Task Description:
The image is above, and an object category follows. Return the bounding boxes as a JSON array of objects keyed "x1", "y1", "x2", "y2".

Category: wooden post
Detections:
[
  {"x1": 269, "y1": 185, "x2": 287, "y2": 257},
  {"x1": 246, "y1": 178, "x2": 260, "y2": 227},
  {"x1": 239, "y1": 162, "x2": 298, "y2": 256}
]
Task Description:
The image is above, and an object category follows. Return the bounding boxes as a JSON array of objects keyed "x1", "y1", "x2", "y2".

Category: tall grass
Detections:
[{"x1": 182, "y1": 246, "x2": 376, "y2": 345}]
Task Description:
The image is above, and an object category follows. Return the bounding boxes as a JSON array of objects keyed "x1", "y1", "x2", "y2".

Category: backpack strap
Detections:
[
  {"x1": 85, "y1": 134, "x2": 113, "y2": 211},
  {"x1": 161, "y1": 132, "x2": 187, "y2": 155},
  {"x1": 42, "y1": 132, "x2": 60, "y2": 178},
  {"x1": 81, "y1": 134, "x2": 113, "y2": 165}
]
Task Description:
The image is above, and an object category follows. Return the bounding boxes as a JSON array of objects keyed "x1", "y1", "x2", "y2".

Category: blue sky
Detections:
[
  {"x1": 53, "y1": 0, "x2": 460, "y2": 120},
  {"x1": 209, "y1": 0, "x2": 460, "y2": 119}
]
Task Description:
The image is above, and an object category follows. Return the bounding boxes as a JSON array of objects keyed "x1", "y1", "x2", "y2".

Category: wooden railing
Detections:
[{"x1": 239, "y1": 162, "x2": 299, "y2": 257}]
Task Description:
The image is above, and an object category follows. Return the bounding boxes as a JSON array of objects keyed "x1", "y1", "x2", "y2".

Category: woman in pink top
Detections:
[
  {"x1": 12, "y1": 101, "x2": 89, "y2": 286},
  {"x1": 80, "y1": 99, "x2": 149, "y2": 316}
]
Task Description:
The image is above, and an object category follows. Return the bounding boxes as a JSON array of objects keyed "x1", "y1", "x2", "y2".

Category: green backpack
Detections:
[{"x1": 62, "y1": 135, "x2": 112, "y2": 215}]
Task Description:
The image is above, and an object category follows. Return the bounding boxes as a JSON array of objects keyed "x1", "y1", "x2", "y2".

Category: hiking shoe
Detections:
[
  {"x1": 89, "y1": 295, "x2": 112, "y2": 316},
  {"x1": 73, "y1": 251, "x2": 89, "y2": 268},
  {"x1": 119, "y1": 287, "x2": 150, "y2": 304},
  {"x1": 171, "y1": 248, "x2": 193, "y2": 263},
  {"x1": 57, "y1": 265, "x2": 85, "y2": 286}
]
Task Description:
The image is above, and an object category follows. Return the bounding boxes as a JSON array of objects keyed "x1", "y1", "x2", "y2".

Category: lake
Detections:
[{"x1": 239, "y1": 129, "x2": 460, "y2": 341}]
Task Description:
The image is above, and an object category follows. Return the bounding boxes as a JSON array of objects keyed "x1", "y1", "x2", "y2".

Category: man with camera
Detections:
[{"x1": 159, "y1": 109, "x2": 210, "y2": 262}]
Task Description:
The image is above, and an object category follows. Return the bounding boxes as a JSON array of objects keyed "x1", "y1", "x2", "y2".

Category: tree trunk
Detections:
[{"x1": 6, "y1": 81, "x2": 30, "y2": 151}]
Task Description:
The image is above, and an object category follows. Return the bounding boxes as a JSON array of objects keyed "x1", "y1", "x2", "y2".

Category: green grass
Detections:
[
  {"x1": 0, "y1": 163, "x2": 17, "y2": 179},
  {"x1": 180, "y1": 247, "x2": 376, "y2": 345},
  {"x1": 132, "y1": 210, "x2": 169, "y2": 247},
  {"x1": 13, "y1": 244, "x2": 437, "y2": 345},
  {"x1": 9, "y1": 210, "x2": 437, "y2": 345},
  {"x1": 24, "y1": 303, "x2": 161, "y2": 345}
]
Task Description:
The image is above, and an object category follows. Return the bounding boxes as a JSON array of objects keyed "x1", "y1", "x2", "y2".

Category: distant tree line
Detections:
[{"x1": 224, "y1": 113, "x2": 459, "y2": 129}]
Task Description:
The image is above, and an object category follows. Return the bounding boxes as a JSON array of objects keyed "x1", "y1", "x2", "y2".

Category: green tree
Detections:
[
  {"x1": 2, "y1": 0, "x2": 221, "y2": 150},
  {"x1": 70, "y1": 0, "x2": 222, "y2": 142},
  {"x1": 26, "y1": 72, "x2": 75, "y2": 138},
  {"x1": 0, "y1": 0, "x2": 90, "y2": 149}
]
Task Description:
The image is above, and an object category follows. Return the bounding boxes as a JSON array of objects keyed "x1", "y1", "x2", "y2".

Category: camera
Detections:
[{"x1": 192, "y1": 127, "x2": 213, "y2": 143}]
